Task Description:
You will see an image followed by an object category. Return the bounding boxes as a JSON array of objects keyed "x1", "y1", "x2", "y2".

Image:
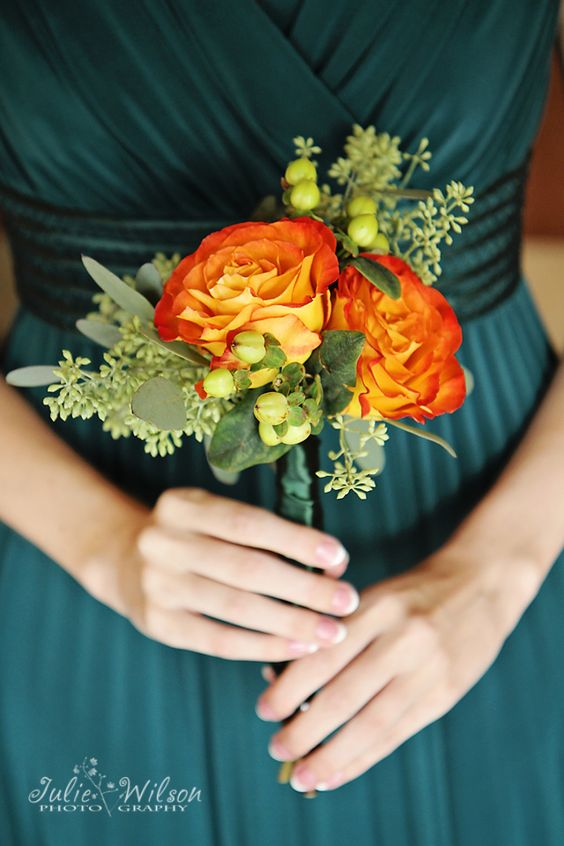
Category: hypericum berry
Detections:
[
  {"x1": 347, "y1": 214, "x2": 379, "y2": 247},
  {"x1": 290, "y1": 180, "x2": 321, "y2": 211},
  {"x1": 285, "y1": 157, "x2": 317, "y2": 185},
  {"x1": 367, "y1": 232, "x2": 390, "y2": 254},
  {"x1": 203, "y1": 368, "x2": 235, "y2": 398},
  {"x1": 232, "y1": 330, "x2": 266, "y2": 365},
  {"x1": 253, "y1": 391, "x2": 289, "y2": 425},
  {"x1": 347, "y1": 195, "x2": 377, "y2": 217},
  {"x1": 258, "y1": 422, "x2": 282, "y2": 446},
  {"x1": 281, "y1": 420, "x2": 312, "y2": 445}
]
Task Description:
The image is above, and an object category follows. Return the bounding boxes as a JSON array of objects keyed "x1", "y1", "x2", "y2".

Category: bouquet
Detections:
[{"x1": 7, "y1": 125, "x2": 474, "y2": 794}]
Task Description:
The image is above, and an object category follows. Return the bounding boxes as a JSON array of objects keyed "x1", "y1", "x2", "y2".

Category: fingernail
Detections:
[
  {"x1": 268, "y1": 738, "x2": 292, "y2": 761},
  {"x1": 255, "y1": 700, "x2": 277, "y2": 721},
  {"x1": 316, "y1": 771, "x2": 344, "y2": 791},
  {"x1": 315, "y1": 540, "x2": 348, "y2": 568},
  {"x1": 315, "y1": 617, "x2": 347, "y2": 644},
  {"x1": 261, "y1": 665, "x2": 276, "y2": 683},
  {"x1": 290, "y1": 764, "x2": 317, "y2": 792},
  {"x1": 331, "y1": 584, "x2": 360, "y2": 615},
  {"x1": 288, "y1": 641, "x2": 319, "y2": 655}
]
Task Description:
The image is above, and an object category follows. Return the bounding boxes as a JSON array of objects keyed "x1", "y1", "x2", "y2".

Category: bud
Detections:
[
  {"x1": 347, "y1": 195, "x2": 376, "y2": 217},
  {"x1": 258, "y1": 422, "x2": 282, "y2": 446},
  {"x1": 232, "y1": 331, "x2": 266, "y2": 364},
  {"x1": 253, "y1": 391, "x2": 289, "y2": 426},
  {"x1": 289, "y1": 180, "x2": 321, "y2": 211},
  {"x1": 284, "y1": 158, "x2": 317, "y2": 185},
  {"x1": 366, "y1": 232, "x2": 390, "y2": 254},
  {"x1": 202, "y1": 368, "x2": 235, "y2": 398},
  {"x1": 347, "y1": 214, "x2": 379, "y2": 247},
  {"x1": 280, "y1": 420, "x2": 312, "y2": 444}
]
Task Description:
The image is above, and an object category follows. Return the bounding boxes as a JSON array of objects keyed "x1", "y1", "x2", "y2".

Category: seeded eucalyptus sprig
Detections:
[{"x1": 284, "y1": 124, "x2": 474, "y2": 286}]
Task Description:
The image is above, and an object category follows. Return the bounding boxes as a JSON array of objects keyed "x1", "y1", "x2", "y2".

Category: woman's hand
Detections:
[
  {"x1": 256, "y1": 539, "x2": 544, "y2": 792},
  {"x1": 84, "y1": 487, "x2": 360, "y2": 662}
]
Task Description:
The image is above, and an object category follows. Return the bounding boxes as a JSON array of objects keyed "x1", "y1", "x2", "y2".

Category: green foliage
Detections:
[
  {"x1": 207, "y1": 390, "x2": 292, "y2": 471},
  {"x1": 42, "y1": 317, "x2": 229, "y2": 458},
  {"x1": 317, "y1": 415, "x2": 390, "y2": 499},
  {"x1": 308, "y1": 330, "x2": 365, "y2": 415},
  {"x1": 284, "y1": 125, "x2": 474, "y2": 286},
  {"x1": 349, "y1": 256, "x2": 401, "y2": 299},
  {"x1": 130, "y1": 376, "x2": 187, "y2": 430}
]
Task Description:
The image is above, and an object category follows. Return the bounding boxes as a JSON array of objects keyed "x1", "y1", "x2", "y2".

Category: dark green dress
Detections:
[{"x1": 1, "y1": 2, "x2": 563, "y2": 843}]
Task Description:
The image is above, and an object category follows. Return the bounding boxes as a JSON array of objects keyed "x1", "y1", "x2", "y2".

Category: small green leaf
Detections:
[
  {"x1": 350, "y1": 256, "x2": 401, "y2": 299},
  {"x1": 75, "y1": 319, "x2": 122, "y2": 348},
  {"x1": 233, "y1": 369, "x2": 252, "y2": 390},
  {"x1": 287, "y1": 390, "x2": 305, "y2": 406},
  {"x1": 309, "y1": 330, "x2": 365, "y2": 415},
  {"x1": 282, "y1": 362, "x2": 305, "y2": 387},
  {"x1": 137, "y1": 325, "x2": 208, "y2": 366},
  {"x1": 130, "y1": 376, "x2": 186, "y2": 430},
  {"x1": 288, "y1": 406, "x2": 306, "y2": 427},
  {"x1": 5, "y1": 365, "x2": 62, "y2": 387},
  {"x1": 207, "y1": 389, "x2": 292, "y2": 471},
  {"x1": 386, "y1": 419, "x2": 457, "y2": 458},
  {"x1": 261, "y1": 345, "x2": 286, "y2": 369},
  {"x1": 81, "y1": 255, "x2": 155, "y2": 320},
  {"x1": 273, "y1": 420, "x2": 289, "y2": 437}
]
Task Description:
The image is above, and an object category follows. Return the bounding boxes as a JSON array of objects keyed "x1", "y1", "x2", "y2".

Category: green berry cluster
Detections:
[
  {"x1": 202, "y1": 330, "x2": 285, "y2": 398},
  {"x1": 254, "y1": 363, "x2": 323, "y2": 447},
  {"x1": 282, "y1": 157, "x2": 321, "y2": 212}
]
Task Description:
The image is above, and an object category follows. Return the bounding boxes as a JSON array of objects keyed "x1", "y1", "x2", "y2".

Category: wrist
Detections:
[
  {"x1": 445, "y1": 497, "x2": 549, "y2": 632},
  {"x1": 70, "y1": 488, "x2": 149, "y2": 617}
]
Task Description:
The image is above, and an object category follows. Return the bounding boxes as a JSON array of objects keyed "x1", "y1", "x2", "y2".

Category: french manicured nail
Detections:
[
  {"x1": 315, "y1": 617, "x2": 347, "y2": 643},
  {"x1": 316, "y1": 771, "x2": 344, "y2": 791},
  {"x1": 288, "y1": 640, "x2": 319, "y2": 655},
  {"x1": 331, "y1": 584, "x2": 359, "y2": 614},
  {"x1": 268, "y1": 738, "x2": 292, "y2": 761},
  {"x1": 290, "y1": 764, "x2": 317, "y2": 792},
  {"x1": 255, "y1": 700, "x2": 277, "y2": 721},
  {"x1": 316, "y1": 540, "x2": 348, "y2": 568}
]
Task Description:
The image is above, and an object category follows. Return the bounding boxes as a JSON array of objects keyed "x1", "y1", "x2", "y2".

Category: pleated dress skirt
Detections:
[{"x1": 1, "y1": 271, "x2": 564, "y2": 845}]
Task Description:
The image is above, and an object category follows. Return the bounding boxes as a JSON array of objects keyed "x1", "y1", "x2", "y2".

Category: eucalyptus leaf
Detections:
[
  {"x1": 130, "y1": 376, "x2": 187, "y2": 430},
  {"x1": 350, "y1": 256, "x2": 401, "y2": 299},
  {"x1": 75, "y1": 319, "x2": 122, "y2": 348},
  {"x1": 5, "y1": 365, "x2": 62, "y2": 387},
  {"x1": 308, "y1": 330, "x2": 365, "y2": 415},
  {"x1": 138, "y1": 325, "x2": 209, "y2": 366},
  {"x1": 207, "y1": 389, "x2": 292, "y2": 472},
  {"x1": 386, "y1": 419, "x2": 457, "y2": 458},
  {"x1": 343, "y1": 418, "x2": 387, "y2": 474},
  {"x1": 135, "y1": 262, "x2": 164, "y2": 303},
  {"x1": 81, "y1": 255, "x2": 155, "y2": 321}
]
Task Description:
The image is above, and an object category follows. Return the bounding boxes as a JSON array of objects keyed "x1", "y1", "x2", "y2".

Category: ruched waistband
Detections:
[{"x1": 0, "y1": 153, "x2": 531, "y2": 331}]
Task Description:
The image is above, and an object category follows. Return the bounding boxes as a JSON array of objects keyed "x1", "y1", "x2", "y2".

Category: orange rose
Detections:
[
  {"x1": 154, "y1": 218, "x2": 338, "y2": 371},
  {"x1": 328, "y1": 254, "x2": 466, "y2": 422}
]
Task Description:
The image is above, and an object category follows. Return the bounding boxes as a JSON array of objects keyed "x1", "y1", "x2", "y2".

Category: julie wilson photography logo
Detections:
[{"x1": 28, "y1": 757, "x2": 203, "y2": 816}]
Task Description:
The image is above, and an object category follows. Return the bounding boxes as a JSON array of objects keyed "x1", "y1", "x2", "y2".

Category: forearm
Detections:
[
  {"x1": 450, "y1": 356, "x2": 564, "y2": 579},
  {"x1": 0, "y1": 376, "x2": 148, "y2": 585}
]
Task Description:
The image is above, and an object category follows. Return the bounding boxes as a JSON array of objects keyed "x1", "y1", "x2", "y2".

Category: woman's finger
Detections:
[
  {"x1": 256, "y1": 592, "x2": 404, "y2": 720},
  {"x1": 138, "y1": 528, "x2": 359, "y2": 618},
  {"x1": 143, "y1": 568, "x2": 348, "y2": 647},
  {"x1": 266, "y1": 631, "x2": 412, "y2": 760},
  {"x1": 288, "y1": 659, "x2": 443, "y2": 792},
  {"x1": 139, "y1": 603, "x2": 322, "y2": 662},
  {"x1": 154, "y1": 487, "x2": 350, "y2": 574}
]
